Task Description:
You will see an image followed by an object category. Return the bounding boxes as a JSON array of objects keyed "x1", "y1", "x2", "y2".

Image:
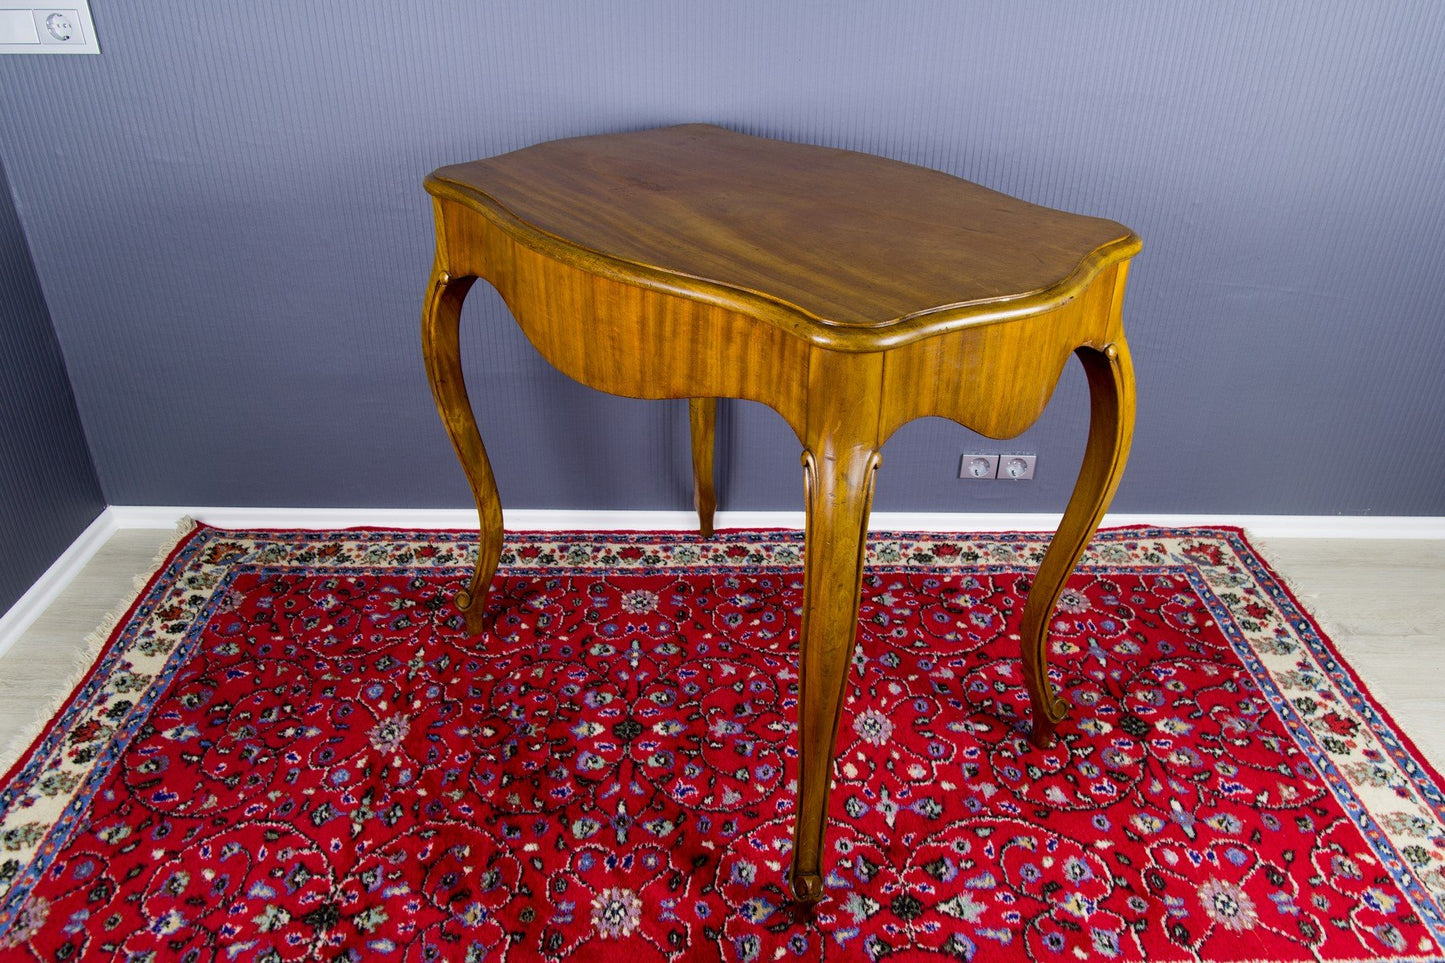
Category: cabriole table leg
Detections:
[
  {"x1": 788, "y1": 443, "x2": 881, "y2": 903},
  {"x1": 1020, "y1": 341, "x2": 1137, "y2": 747},
  {"x1": 422, "y1": 268, "x2": 505, "y2": 634}
]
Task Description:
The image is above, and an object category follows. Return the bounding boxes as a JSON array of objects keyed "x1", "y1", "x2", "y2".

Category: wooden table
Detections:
[{"x1": 421, "y1": 125, "x2": 1140, "y2": 903}]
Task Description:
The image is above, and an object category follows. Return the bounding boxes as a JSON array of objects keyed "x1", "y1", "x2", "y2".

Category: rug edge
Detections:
[
  {"x1": 0, "y1": 517, "x2": 203, "y2": 782},
  {"x1": 1230, "y1": 528, "x2": 1445, "y2": 794}
]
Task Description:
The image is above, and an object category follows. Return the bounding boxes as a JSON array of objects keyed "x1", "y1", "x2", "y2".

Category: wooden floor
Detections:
[{"x1": 2, "y1": 528, "x2": 1442, "y2": 772}]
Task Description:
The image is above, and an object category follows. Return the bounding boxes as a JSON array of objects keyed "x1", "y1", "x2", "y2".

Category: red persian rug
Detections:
[{"x1": 0, "y1": 526, "x2": 1442, "y2": 962}]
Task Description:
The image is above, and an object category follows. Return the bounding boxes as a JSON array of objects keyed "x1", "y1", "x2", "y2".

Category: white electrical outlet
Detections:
[
  {"x1": 0, "y1": 3, "x2": 98, "y2": 54},
  {"x1": 1000, "y1": 454, "x2": 1037, "y2": 480},
  {"x1": 959, "y1": 453, "x2": 1000, "y2": 479}
]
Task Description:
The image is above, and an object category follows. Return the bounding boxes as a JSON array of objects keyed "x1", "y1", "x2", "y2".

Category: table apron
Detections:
[{"x1": 438, "y1": 199, "x2": 1129, "y2": 447}]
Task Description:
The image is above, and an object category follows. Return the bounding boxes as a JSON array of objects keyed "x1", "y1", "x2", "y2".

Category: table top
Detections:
[{"x1": 428, "y1": 125, "x2": 1139, "y2": 344}]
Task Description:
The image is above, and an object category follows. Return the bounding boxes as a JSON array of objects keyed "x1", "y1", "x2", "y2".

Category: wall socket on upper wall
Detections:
[
  {"x1": 960, "y1": 452, "x2": 1036, "y2": 480},
  {"x1": 0, "y1": 4, "x2": 99, "y2": 54}
]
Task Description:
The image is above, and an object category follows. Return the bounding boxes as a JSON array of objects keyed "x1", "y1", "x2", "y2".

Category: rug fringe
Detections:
[
  {"x1": 0, "y1": 517, "x2": 200, "y2": 775},
  {"x1": 1246, "y1": 533, "x2": 1349, "y2": 636}
]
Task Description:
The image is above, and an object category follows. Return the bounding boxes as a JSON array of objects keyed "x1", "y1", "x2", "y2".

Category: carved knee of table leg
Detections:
[
  {"x1": 1020, "y1": 341, "x2": 1135, "y2": 747},
  {"x1": 422, "y1": 268, "x2": 505, "y2": 633}
]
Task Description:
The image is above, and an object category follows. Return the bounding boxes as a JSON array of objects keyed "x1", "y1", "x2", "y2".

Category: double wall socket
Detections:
[
  {"x1": 0, "y1": 4, "x2": 99, "y2": 54},
  {"x1": 960, "y1": 453, "x2": 1037, "y2": 480}
]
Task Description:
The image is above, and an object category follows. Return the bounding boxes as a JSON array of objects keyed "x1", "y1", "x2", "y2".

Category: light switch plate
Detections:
[{"x1": 0, "y1": 3, "x2": 98, "y2": 54}]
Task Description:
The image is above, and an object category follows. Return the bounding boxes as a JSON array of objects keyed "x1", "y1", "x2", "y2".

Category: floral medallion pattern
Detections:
[{"x1": 0, "y1": 526, "x2": 1441, "y2": 960}]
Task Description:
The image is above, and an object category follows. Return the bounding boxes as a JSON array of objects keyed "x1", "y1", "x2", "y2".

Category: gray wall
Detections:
[
  {"x1": 0, "y1": 157, "x2": 104, "y2": 613},
  {"x1": 0, "y1": 1, "x2": 1441, "y2": 517}
]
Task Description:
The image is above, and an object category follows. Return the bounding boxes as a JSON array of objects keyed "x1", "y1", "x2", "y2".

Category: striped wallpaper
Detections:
[
  {"x1": 0, "y1": 1, "x2": 1440, "y2": 533},
  {"x1": 0, "y1": 156, "x2": 103, "y2": 613}
]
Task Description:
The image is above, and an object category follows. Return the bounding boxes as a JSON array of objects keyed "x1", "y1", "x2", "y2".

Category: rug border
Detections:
[
  {"x1": 0, "y1": 519, "x2": 203, "y2": 786},
  {"x1": 1219, "y1": 526, "x2": 1445, "y2": 795}
]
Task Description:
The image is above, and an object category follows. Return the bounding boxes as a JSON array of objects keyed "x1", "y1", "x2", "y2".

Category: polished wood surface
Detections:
[
  {"x1": 421, "y1": 124, "x2": 1140, "y2": 902},
  {"x1": 429, "y1": 125, "x2": 1137, "y2": 343}
]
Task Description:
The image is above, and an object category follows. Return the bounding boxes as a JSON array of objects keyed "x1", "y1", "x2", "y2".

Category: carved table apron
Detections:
[{"x1": 421, "y1": 124, "x2": 1140, "y2": 903}]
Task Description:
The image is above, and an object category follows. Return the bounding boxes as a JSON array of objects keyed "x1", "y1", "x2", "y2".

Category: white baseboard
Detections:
[
  {"x1": 106, "y1": 506, "x2": 1445, "y2": 540},
  {"x1": 6, "y1": 506, "x2": 1442, "y2": 661},
  {"x1": 0, "y1": 508, "x2": 118, "y2": 659}
]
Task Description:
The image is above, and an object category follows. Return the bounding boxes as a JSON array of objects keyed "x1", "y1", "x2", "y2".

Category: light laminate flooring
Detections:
[{"x1": 2, "y1": 528, "x2": 1442, "y2": 771}]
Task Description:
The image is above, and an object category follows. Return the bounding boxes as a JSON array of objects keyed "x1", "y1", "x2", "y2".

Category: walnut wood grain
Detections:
[
  {"x1": 421, "y1": 125, "x2": 1141, "y2": 902},
  {"x1": 789, "y1": 348, "x2": 885, "y2": 901},
  {"x1": 429, "y1": 125, "x2": 1138, "y2": 346}
]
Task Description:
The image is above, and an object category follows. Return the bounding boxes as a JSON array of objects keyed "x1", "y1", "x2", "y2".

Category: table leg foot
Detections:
[
  {"x1": 689, "y1": 398, "x2": 718, "y2": 538},
  {"x1": 1027, "y1": 701, "x2": 1067, "y2": 749},
  {"x1": 423, "y1": 266, "x2": 505, "y2": 632},
  {"x1": 788, "y1": 868, "x2": 824, "y2": 904},
  {"x1": 1020, "y1": 341, "x2": 1135, "y2": 744},
  {"x1": 454, "y1": 528, "x2": 500, "y2": 635},
  {"x1": 789, "y1": 445, "x2": 880, "y2": 902}
]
